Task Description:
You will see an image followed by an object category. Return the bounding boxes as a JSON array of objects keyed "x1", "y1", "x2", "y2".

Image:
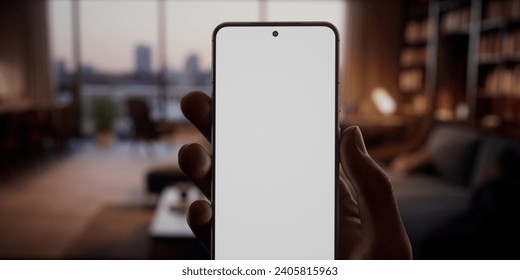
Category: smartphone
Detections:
[{"x1": 212, "y1": 22, "x2": 338, "y2": 260}]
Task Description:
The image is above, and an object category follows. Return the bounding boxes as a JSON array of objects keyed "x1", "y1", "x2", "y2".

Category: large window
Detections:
[
  {"x1": 48, "y1": 0, "x2": 346, "y2": 136},
  {"x1": 48, "y1": 0, "x2": 73, "y2": 103},
  {"x1": 80, "y1": 1, "x2": 158, "y2": 74},
  {"x1": 164, "y1": 1, "x2": 261, "y2": 121}
]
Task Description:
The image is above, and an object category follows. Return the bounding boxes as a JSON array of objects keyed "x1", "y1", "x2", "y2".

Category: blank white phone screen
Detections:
[{"x1": 214, "y1": 24, "x2": 337, "y2": 260}]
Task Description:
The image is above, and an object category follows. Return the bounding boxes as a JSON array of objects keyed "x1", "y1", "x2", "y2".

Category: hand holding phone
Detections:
[{"x1": 179, "y1": 92, "x2": 412, "y2": 260}]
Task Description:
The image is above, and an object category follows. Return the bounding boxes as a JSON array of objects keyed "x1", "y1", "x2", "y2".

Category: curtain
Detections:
[
  {"x1": 0, "y1": 0, "x2": 53, "y2": 103},
  {"x1": 26, "y1": 0, "x2": 53, "y2": 103}
]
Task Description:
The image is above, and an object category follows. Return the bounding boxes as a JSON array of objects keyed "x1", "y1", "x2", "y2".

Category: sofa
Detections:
[{"x1": 386, "y1": 124, "x2": 520, "y2": 259}]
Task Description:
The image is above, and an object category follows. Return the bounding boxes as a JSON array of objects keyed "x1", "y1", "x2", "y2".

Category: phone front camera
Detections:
[{"x1": 272, "y1": 31, "x2": 279, "y2": 37}]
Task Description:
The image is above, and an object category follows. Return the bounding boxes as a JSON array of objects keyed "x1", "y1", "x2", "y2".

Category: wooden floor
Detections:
[{"x1": 0, "y1": 125, "x2": 208, "y2": 259}]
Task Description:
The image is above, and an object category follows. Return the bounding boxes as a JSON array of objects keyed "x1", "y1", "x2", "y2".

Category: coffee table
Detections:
[{"x1": 149, "y1": 185, "x2": 204, "y2": 238}]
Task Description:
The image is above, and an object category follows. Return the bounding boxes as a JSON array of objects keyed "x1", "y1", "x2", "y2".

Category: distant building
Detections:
[
  {"x1": 201, "y1": 70, "x2": 212, "y2": 85},
  {"x1": 167, "y1": 68, "x2": 183, "y2": 85},
  {"x1": 135, "y1": 45, "x2": 152, "y2": 77},
  {"x1": 54, "y1": 59, "x2": 68, "y2": 84},
  {"x1": 185, "y1": 54, "x2": 203, "y2": 85},
  {"x1": 80, "y1": 64, "x2": 96, "y2": 77}
]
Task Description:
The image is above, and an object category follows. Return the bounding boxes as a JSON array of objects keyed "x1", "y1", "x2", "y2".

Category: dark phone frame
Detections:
[{"x1": 211, "y1": 21, "x2": 340, "y2": 260}]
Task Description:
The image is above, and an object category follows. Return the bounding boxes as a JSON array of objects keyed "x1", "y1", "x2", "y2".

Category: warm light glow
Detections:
[
  {"x1": 455, "y1": 103, "x2": 470, "y2": 120},
  {"x1": 371, "y1": 87, "x2": 396, "y2": 115}
]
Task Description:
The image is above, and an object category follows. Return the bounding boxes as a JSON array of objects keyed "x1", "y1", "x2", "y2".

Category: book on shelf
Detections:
[
  {"x1": 404, "y1": 19, "x2": 429, "y2": 44},
  {"x1": 479, "y1": 32, "x2": 501, "y2": 60},
  {"x1": 486, "y1": 0, "x2": 520, "y2": 21},
  {"x1": 502, "y1": 30, "x2": 520, "y2": 59},
  {"x1": 483, "y1": 66, "x2": 520, "y2": 97},
  {"x1": 479, "y1": 30, "x2": 520, "y2": 61},
  {"x1": 400, "y1": 47, "x2": 427, "y2": 67},
  {"x1": 441, "y1": 7, "x2": 470, "y2": 34},
  {"x1": 399, "y1": 69, "x2": 423, "y2": 93},
  {"x1": 486, "y1": 0, "x2": 503, "y2": 21}
]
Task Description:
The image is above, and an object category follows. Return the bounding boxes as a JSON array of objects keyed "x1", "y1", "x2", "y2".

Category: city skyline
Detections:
[
  {"x1": 54, "y1": 43, "x2": 211, "y2": 86},
  {"x1": 48, "y1": 0, "x2": 346, "y2": 74}
]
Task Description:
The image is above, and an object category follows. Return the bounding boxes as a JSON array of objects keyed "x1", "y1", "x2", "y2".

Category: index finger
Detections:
[{"x1": 181, "y1": 91, "x2": 212, "y2": 141}]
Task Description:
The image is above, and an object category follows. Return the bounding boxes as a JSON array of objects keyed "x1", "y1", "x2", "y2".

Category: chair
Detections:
[
  {"x1": 126, "y1": 98, "x2": 188, "y2": 193},
  {"x1": 50, "y1": 104, "x2": 77, "y2": 151},
  {"x1": 126, "y1": 99, "x2": 159, "y2": 140},
  {"x1": 126, "y1": 98, "x2": 173, "y2": 154}
]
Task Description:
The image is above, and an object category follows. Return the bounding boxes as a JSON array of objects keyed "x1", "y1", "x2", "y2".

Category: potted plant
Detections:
[{"x1": 90, "y1": 96, "x2": 118, "y2": 147}]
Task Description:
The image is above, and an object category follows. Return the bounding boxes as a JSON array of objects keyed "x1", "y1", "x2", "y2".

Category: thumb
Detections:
[
  {"x1": 187, "y1": 200, "x2": 212, "y2": 253},
  {"x1": 340, "y1": 126, "x2": 411, "y2": 259}
]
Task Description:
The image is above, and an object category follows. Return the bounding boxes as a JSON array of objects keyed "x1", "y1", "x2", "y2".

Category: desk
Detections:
[{"x1": 1, "y1": 101, "x2": 74, "y2": 158}]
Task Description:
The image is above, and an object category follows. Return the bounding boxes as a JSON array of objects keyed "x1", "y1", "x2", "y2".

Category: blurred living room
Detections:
[{"x1": 1, "y1": 0, "x2": 520, "y2": 260}]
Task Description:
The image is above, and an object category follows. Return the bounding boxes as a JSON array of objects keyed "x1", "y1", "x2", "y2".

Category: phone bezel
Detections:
[{"x1": 211, "y1": 21, "x2": 340, "y2": 260}]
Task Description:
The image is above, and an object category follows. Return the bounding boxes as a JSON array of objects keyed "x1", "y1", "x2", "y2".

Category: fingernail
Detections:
[{"x1": 353, "y1": 126, "x2": 368, "y2": 155}]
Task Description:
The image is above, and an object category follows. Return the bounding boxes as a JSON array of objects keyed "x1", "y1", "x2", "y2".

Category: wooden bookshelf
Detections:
[
  {"x1": 401, "y1": 0, "x2": 520, "y2": 140},
  {"x1": 476, "y1": 0, "x2": 520, "y2": 137},
  {"x1": 400, "y1": 0, "x2": 430, "y2": 110}
]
